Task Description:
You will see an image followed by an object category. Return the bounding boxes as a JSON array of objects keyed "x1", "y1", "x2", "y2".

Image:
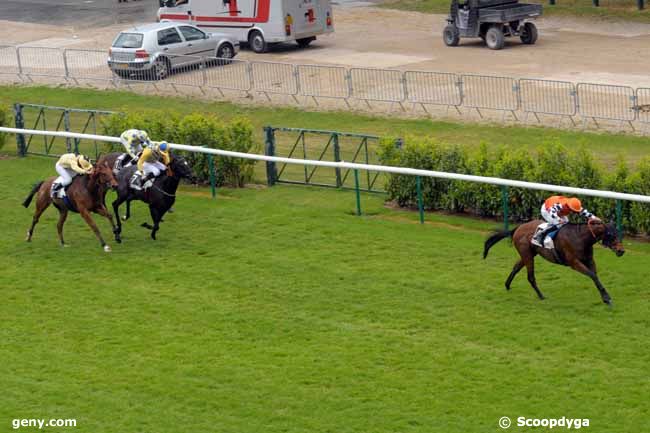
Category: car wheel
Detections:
[
  {"x1": 520, "y1": 22, "x2": 538, "y2": 45},
  {"x1": 296, "y1": 37, "x2": 315, "y2": 48},
  {"x1": 151, "y1": 57, "x2": 170, "y2": 80},
  {"x1": 486, "y1": 26, "x2": 505, "y2": 50},
  {"x1": 216, "y1": 43, "x2": 235, "y2": 65},
  {"x1": 443, "y1": 25, "x2": 460, "y2": 47},
  {"x1": 248, "y1": 30, "x2": 267, "y2": 53}
]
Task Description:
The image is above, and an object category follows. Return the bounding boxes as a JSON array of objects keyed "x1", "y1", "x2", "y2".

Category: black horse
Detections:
[
  {"x1": 483, "y1": 220, "x2": 625, "y2": 306},
  {"x1": 111, "y1": 152, "x2": 194, "y2": 240}
]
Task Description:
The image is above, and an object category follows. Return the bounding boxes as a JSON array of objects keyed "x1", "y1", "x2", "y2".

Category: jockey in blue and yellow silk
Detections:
[{"x1": 120, "y1": 129, "x2": 150, "y2": 160}]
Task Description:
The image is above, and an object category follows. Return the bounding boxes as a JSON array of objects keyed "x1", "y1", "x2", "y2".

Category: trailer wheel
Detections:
[
  {"x1": 520, "y1": 22, "x2": 538, "y2": 45},
  {"x1": 248, "y1": 30, "x2": 267, "y2": 53},
  {"x1": 443, "y1": 25, "x2": 460, "y2": 47},
  {"x1": 485, "y1": 26, "x2": 505, "y2": 50}
]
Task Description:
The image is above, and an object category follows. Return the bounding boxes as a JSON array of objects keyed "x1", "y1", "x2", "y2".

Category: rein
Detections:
[
  {"x1": 152, "y1": 183, "x2": 176, "y2": 198},
  {"x1": 587, "y1": 219, "x2": 599, "y2": 239}
]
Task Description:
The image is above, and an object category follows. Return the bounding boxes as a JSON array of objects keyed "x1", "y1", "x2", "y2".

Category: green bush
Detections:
[
  {"x1": 378, "y1": 136, "x2": 650, "y2": 235},
  {"x1": 101, "y1": 111, "x2": 257, "y2": 186}
]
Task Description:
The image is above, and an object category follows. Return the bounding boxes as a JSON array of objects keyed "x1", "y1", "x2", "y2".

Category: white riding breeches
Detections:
[
  {"x1": 143, "y1": 161, "x2": 166, "y2": 177},
  {"x1": 54, "y1": 164, "x2": 77, "y2": 186},
  {"x1": 540, "y1": 204, "x2": 568, "y2": 226}
]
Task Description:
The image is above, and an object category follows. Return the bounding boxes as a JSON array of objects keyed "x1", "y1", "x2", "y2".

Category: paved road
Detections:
[{"x1": 0, "y1": 0, "x2": 157, "y2": 26}]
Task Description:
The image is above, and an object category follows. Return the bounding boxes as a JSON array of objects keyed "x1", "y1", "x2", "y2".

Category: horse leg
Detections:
[
  {"x1": 112, "y1": 195, "x2": 126, "y2": 236},
  {"x1": 524, "y1": 258, "x2": 545, "y2": 300},
  {"x1": 148, "y1": 206, "x2": 162, "y2": 240},
  {"x1": 505, "y1": 259, "x2": 524, "y2": 291},
  {"x1": 124, "y1": 199, "x2": 132, "y2": 221},
  {"x1": 568, "y1": 259, "x2": 612, "y2": 306},
  {"x1": 56, "y1": 209, "x2": 68, "y2": 246},
  {"x1": 79, "y1": 209, "x2": 111, "y2": 252},
  {"x1": 26, "y1": 192, "x2": 50, "y2": 242},
  {"x1": 96, "y1": 204, "x2": 121, "y2": 244}
]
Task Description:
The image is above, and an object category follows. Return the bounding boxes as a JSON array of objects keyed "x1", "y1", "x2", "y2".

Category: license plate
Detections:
[{"x1": 115, "y1": 63, "x2": 129, "y2": 69}]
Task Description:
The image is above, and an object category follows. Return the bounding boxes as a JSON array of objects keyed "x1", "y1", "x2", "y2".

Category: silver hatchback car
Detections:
[{"x1": 108, "y1": 22, "x2": 239, "y2": 80}]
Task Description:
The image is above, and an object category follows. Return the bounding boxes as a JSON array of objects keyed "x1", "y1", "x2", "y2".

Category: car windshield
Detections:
[{"x1": 113, "y1": 33, "x2": 144, "y2": 49}]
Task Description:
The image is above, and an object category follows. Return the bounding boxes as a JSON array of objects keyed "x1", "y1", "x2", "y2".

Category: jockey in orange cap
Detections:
[{"x1": 531, "y1": 195, "x2": 600, "y2": 248}]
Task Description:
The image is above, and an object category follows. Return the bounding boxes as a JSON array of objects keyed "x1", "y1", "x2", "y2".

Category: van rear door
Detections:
[{"x1": 288, "y1": 0, "x2": 325, "y2": 36}]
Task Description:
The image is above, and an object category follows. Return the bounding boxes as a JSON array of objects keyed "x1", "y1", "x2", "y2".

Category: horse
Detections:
[
  {"x1": 111, "y1": 152, "x2": 194, "y2": 240},
  {"x1": 22, "y1": 162, "x2": 120, "y2": 252},
  {"x1": 483, "y1": 220, "x2": 625, "y2": 306}
]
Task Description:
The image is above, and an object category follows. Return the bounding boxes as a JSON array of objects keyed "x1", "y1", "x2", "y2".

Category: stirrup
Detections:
[{"x1": 531, "y1": 237, "x2": 543, "y2": 247}]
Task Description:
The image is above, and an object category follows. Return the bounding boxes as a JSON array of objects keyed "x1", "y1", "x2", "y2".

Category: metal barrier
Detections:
[
  {"x1": 17, "y1": 46, "x2": 66, "y2": 79},
  {"x1": 13, "y1": 103, "x2": 115, "y2": 159},
  {"x1": 64, "y1": 49, "x2": 113, "y2": 83},
  {"x1": 404, "y1": 71, "x2": 462, "y2": 109},
  {"x1": 519, "y1": 79, "x2": 577, "y2": 119},
  {"x1": 251, "y1": 61, "x2": 298, "y2": 98},
  {"x1": 460, "y1": 74, "x2": 520, "y2": 117},
  {"x1": 635, "y1": 88, "x2": 650, "y2": 124},
  {"x1": 576, "y1": 83, "x2": 636, "y2": 125},
  {"x1": 349, "y1": 68, "x2": 405, "y2": 105},
  {"x1": 297, "y1": 64, "x2": 350, "y2": 102},
  {"x1": 203, "y1": 57, "x2": 252, "y2": 93},
  {"x1": 264, "y1": 126, "x2": 384, "y2": 192},
  {"x1": 0, "y1": 45, "x2": 20, "y2": 77}
]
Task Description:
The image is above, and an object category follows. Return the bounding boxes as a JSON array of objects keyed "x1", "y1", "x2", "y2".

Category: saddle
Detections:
[
  {"x1": 50, "y1": 183, "x2": 78, "y2": 212},
  {"x1": 129, "y1": 171, "x2": 155, "y2": 191}
]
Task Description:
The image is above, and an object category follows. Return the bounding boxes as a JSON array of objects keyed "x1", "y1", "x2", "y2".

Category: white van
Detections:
[{"x1": 157, "y1": 0, "x2": 334, "y2": 53}]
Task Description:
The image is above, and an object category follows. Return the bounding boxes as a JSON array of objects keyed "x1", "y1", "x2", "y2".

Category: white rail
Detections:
[{"x1": 2, "y1": 126, "x2": 650, "y2": 204}]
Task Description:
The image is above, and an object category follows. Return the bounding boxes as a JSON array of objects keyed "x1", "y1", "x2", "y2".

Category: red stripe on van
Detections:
[{"x1": 159, "y1": 14, "x2": 190, "y2": 20}]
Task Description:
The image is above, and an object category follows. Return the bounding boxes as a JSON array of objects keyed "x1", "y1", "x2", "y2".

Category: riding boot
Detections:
[
  {"x1": 532, "y1": 224, "x2": 555, "y2": 248},
  {"x1": 141, "y1": 173, "x2": 156, "y2": 189},
  {"x1": 52, "y1": 182, "x2": 64, "y2": 197}
]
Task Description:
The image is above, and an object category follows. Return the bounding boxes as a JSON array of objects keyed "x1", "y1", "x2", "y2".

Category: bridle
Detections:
[{"x1": 587, "y1": 218, "x2": 599, "y2": 239}]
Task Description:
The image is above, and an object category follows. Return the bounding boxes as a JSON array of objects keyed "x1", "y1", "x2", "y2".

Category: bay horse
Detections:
[
  {"x1": 483, "y1": 220, "x2": 625, "y2": 306},
  {"x1": 22, "y1": 163, "x2": 120, "y2": 252},
  {"x1": 110, "y1": 152, "x2": 194, "y2": 240}
]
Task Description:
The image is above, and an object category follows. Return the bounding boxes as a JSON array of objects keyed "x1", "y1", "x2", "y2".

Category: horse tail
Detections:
[
  {"x1": 22, "y1": 181, "x2": 44, "y2": 208},
  {"x1": 483, "y1": 227, "x2": 517, "y2": 259}
]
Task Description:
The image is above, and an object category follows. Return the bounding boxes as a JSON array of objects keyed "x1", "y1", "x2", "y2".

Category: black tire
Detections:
[
  {"x1": 443, "y1": 24, "x2": 460, "y2": 47},
  {"x1": 296, "y1": 37, "x2": 315, "y2": 48},
  {"x1": 520, "y1": 22, "x2": 538, "y2": 45},
  {"x1": 150, "y1": 57, "x2": 171, "y2": 80},
  {"x1": 248, "y1": 30, "x2": 267, "y2": 53},
  {"x1": 485, "y1": 26, "x2": 505, "y2": 50},
  {"x1": 215, "y1": 43, "x2": 235, "y2": 65}
]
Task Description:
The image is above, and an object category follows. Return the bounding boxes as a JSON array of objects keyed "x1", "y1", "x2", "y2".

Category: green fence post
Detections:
[
  {"x1": 13, "y1": 103, "x2": 26, "y2": 157},
  {"x1": 208, "y1": 154, "x2": 217, "y2": 199},
  {"x1": 333, "y1": 133, "x2": 342, "y2": 188},
  {"x1": 593, "y1": 0, "x2": 599, "y2": 6},
  {"x1": 616, "y1": 200, "x2": 623, "y2": 240},
  {"x1": 501, "y1": 186, "x2": 509, "y2": 231},
  {"x1": 354, "y1": 169, "x2": 362, "y2": 216},
  {"x1": 416, "y1": 176, "x2": 424, "y2": 224},
  {"x1": 638, "y1": 0, "x2": 645, "y2": 10},
  {"x1": 63, "y1": 110, "x2": 72, "y2": 153},
  {"x1": 264, "y1": 126, "x2": 277, "y2": 186}
]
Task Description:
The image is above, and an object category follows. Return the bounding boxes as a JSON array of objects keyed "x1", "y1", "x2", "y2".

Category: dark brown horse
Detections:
[
  {"x1": 22, "y1": 163, "x2": 120, "y2": 252},
  {"x1": 483, "y1": 220, "x2": 625, "y2": 306}
]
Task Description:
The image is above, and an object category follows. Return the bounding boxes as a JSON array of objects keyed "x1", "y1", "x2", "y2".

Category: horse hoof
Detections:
[
  {"x1": 115, "y1": 237, "x2": 122, "y2": 244},
  {"x1": 103, "y1": 245, "x2": 112, "y2": 253}
]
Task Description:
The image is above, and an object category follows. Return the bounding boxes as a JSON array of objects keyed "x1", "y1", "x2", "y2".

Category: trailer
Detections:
[
  {"x1": 158, "y1": 0, "x2": 334, "y2": 53},
  {"x1": 443, "y1": 0, "x2": 542, "y2": 50}
]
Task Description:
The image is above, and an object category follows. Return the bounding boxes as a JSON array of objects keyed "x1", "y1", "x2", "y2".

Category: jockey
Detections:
[
  {"x1": 531, "y1": 195, "x2": 600, "y2": 247},
  {"x1": 52, "y1": 153, "x2": 93, "y2": 195},
  {"x1": 119, "y1": 129, "x2": 150, "y2": 161},
  {"x1": 133, "y1": 141, "x2": 170, "y2": 190}
]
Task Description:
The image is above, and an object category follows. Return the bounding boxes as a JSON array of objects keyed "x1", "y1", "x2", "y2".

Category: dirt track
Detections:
[{"x1": 2, "y1": 4, "x2": 650, "y2": 86}]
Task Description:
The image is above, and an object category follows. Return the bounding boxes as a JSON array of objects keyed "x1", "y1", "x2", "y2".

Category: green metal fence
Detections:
[
  {"x1": 264, "y1": 126, "x2": 388, "y2": 193},
  {"x1": 14, "y1": 103, "x2": 114, "y2": 159}
]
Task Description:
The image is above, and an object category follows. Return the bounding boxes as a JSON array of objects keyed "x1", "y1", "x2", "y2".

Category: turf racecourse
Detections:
[{"x1": 2, "y1": 155, "x2": 650, "y2": 433}]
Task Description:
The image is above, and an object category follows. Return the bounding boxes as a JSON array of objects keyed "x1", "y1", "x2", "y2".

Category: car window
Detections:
[
  {"x1": 113, "y1": 33, "x2": 144, "y2": 48},
  {"x1": 179, "y1": 26, "x2": 206, "y2": 42},
  {"x1": 157, "y1": 28, "x2": 183, "y2": 46}
]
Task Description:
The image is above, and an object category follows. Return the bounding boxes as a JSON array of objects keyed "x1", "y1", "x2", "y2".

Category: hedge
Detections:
[
  {"x1": 378, "y1": 137, "x2": 650, "y2": 236},
  {"x1": 101, "y1": 111, "x2": 257, "y2": 187}
]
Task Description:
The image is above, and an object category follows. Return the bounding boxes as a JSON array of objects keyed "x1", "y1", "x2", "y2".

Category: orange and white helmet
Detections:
[{"x1": 567, "y1": 197, "x2": 583, "y2": 212}]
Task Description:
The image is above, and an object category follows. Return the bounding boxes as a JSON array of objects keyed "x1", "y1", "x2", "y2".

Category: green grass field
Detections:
[
  {"x1": 380, "y1": 0, "x2": 650, "y2": 22},
  {"x1": 2, "y1": 154, "x2": 649, "y2": 433}
]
